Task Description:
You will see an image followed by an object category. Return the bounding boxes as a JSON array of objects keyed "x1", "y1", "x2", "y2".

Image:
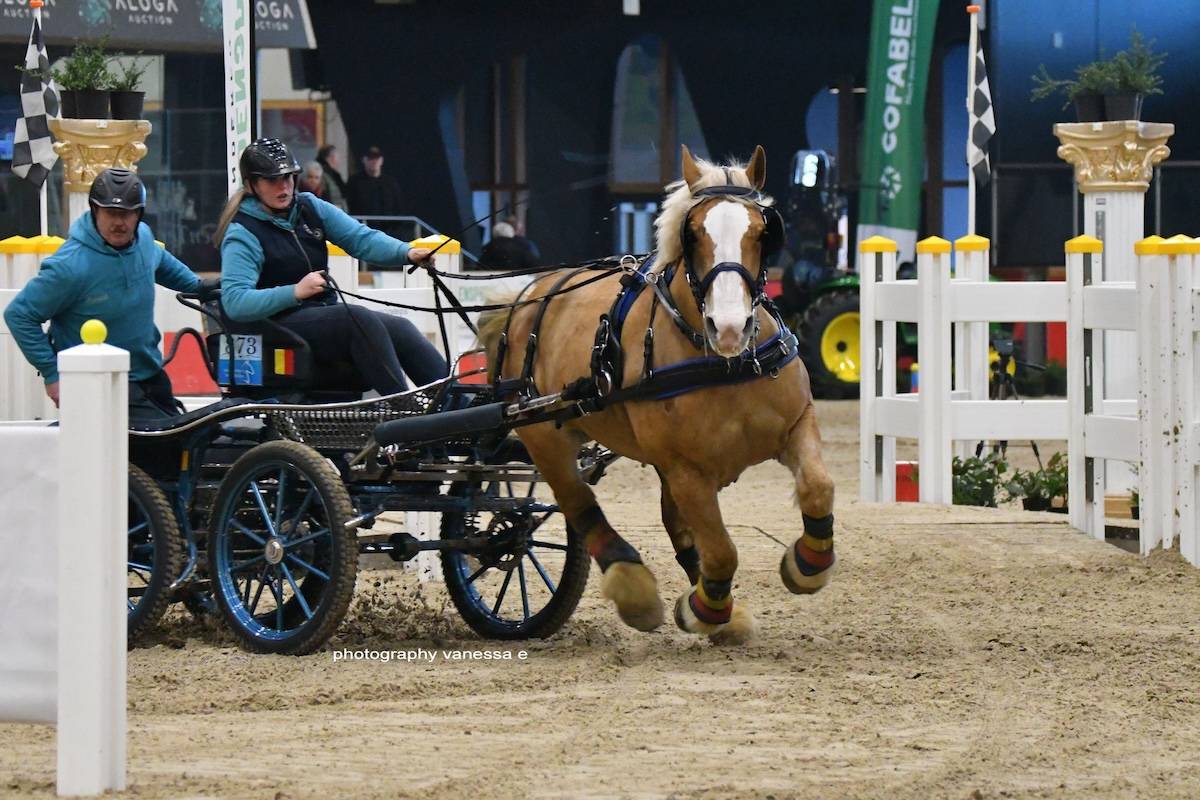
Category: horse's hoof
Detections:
[
  {"x1": 708, "y1": 604, "x2": 759, "y2": 646},
  {"x1": 780, "y1": 540, "x2": 836, "y2": 595},
  {"x1": 673, "y1": 592, "x2": 721, "y2": 635},
  {"x1": 601, "y1": 561, "x2": 664, "y2": 631}
]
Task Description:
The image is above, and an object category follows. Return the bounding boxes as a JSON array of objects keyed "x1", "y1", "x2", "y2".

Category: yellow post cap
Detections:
[
  {"x1": 916, "y1": 236, "x2": 951, "y2": 255},
  {"x1": 410, "y1": 234, "x2": 460, "y2": 255},
  {"x1": 29, "y1": 235, "x2": 64, "y2": 254},
  {"x1": 0, "y1": 235, "x2": 35, "y2": 254},
  {"x1": 1133, "y1": 235, "x2": 1164, "y2": 255},
  {"x1": 1065, "y1": 235, "x2": 1103, "y2": 254},
  {"x1": 954, "y1": 234, "x2": 990, "y2": 252},
  {"x1": 326, "y1": 242, "x2": 349, "y2": 257},
  {"x1": 1160, "y1": 235, "x2": 1200, "y2": 255},
  {"x1": 858, "y1": 235, "x2": 897, "y2": 253},
  {"x1": 80, "y1": 319, "x2": 107, "y2": 345}
]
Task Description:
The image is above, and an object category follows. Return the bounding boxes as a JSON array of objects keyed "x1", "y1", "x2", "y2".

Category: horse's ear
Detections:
[
  {"x1": 681, "y1": 144, "x2": 702, "y2": 189},
  {"x1": 746, "y1": 145, "x2": 767, "y2": 191}
]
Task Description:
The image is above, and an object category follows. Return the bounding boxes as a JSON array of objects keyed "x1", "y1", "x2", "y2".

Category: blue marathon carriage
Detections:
[{"x1": 125, "y1": 290, "x2": 616, "y2": 655}]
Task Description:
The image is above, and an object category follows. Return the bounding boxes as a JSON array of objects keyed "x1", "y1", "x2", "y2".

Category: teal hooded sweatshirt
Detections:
[{"x1": 3, "y1": 213, "x2": 199, "y2": 385}]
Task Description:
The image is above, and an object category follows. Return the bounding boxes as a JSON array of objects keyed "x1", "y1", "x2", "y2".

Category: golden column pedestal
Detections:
[
  {"x1": 1053, "y1": 120, "x2": 1174, "y2": 193},
  {"x1": 48, "y1": 118, "x2": 153, "y2": 225}
]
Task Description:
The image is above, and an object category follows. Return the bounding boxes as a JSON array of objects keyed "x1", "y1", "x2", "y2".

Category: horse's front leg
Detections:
[
  {"x1": 519, "y1": 425, "x2": 664, "y2": 632},
  {"x1": 662, "y1": 468, "x2": 758, "y2": 646},
  {"x1": 777, "y1": 403, "x2": 837, "y2": 594}
]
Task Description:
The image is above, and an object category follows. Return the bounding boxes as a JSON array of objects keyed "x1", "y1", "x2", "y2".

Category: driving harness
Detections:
[{"x1": 493, "y1": 182, "x2": 799, "y2": 413}]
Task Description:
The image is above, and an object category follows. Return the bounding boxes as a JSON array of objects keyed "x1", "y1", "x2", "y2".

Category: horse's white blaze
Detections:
[{"x1": 702, "y1": 201, "x2": 754, "y2": 354}]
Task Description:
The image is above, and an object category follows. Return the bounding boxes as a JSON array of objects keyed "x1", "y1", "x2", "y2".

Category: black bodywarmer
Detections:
[{"x1": 235, "y1": 195, "x2": 332, "y2": 306}]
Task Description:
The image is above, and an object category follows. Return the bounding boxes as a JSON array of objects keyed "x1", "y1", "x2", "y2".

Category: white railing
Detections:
[
  {"x1": 861, "y1": 232, "x2": 1200, "y2": 566},
  {"x1": 0, "y1": 335, "x2": 128, "y2": 797}
]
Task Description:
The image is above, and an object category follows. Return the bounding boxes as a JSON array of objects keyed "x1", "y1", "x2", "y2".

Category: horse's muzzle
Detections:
[{"x1": 704, "y1": 314, "x2": 755, "y2": 357}]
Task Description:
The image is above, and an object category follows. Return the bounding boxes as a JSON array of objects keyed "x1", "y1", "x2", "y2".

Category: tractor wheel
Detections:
[{"x1": 796, "y1": 289, "x2": 861, "y2": 399}]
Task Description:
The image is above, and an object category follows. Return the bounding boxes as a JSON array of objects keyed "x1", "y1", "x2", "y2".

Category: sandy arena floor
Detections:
[{"x1": 4, "y1": 399, "x2": 1200, "y2": 799}]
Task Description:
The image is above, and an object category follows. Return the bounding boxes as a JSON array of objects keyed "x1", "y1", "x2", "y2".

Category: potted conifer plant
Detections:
[
  {"x1": 1106, "y1": 31, "x2": 1165, "y2": 121},
  {"x1": 107, "y1": 55, "x2": 147, "y2": 120}
]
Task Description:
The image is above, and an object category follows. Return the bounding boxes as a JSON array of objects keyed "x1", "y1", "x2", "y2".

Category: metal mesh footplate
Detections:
[{"x1": 268, "y1": 379, "x2": 485, "y2": 450}]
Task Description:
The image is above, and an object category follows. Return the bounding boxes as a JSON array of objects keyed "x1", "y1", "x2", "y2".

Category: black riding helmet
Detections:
[
  {"x1": 89, "y1": 168, "x2": 146, "y2": 216},
  {"x1": 239, "y1": 138, "x2": 301, "y2": 181}
]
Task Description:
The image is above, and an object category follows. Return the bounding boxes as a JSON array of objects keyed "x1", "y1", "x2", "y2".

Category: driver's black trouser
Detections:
[
  {"x1": 274, "y1": 303, "x2": 449, "y2": 395},
  {"x1": 129, "y1": 369, "x2": 182, "y2": 423}
]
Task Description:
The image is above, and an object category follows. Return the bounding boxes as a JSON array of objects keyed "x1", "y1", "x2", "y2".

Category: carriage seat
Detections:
[
  {"x1": 203, "y1": 300, "x2": 371, "y2": 403},
  {"x1": 129, "y1": 397, "x2": 256, "y2": 434}
]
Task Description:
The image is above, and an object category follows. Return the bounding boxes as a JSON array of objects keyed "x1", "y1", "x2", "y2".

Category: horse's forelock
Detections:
[{"x1": 654, "y1": 156, "x2": 772, "y2": 265}]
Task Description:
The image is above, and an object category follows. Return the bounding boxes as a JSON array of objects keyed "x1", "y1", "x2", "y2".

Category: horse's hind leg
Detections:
[
  {"x1": 655, "y1": 467, "x2": 700, "y2": 584},
  {"x1": 777, "y1": 403, "x2": 837, "y2": 594},
  {"x1": 661, "y1": 468, "x2": 758, "y2": 646},
  {"x1": 518, "y1": 425, "x2": 664, "y2": 631}
]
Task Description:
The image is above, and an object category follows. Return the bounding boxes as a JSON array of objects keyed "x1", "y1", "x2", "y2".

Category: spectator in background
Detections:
[
  {"x1": 480, "y1": 219, "x2": 541, "y2": 269},
  {"x1": 315, "y1": 144, "x2": 347, "y2": 210},
  {"x1": 346, "y1": 145, "x2": 403, "y2": 217},
  {"x1": 299, "y1": 162, "x2": 327, "y2": 200}
]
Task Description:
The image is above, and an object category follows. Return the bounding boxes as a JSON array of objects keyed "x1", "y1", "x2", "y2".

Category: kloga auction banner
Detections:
[{"x1": 856, "y1": 0, "x2": 939, "y2": 265}]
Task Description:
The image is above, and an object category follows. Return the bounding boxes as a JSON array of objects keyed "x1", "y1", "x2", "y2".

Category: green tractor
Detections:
[
  {"x1": 775, "y1": 150, "x2": 861, "y2": 398},
  {"x1": 774, "y1": 150, "x2": 917, "y2": 398}
]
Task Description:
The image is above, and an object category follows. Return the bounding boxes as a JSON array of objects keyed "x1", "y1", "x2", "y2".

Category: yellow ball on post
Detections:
[{"x1": 80, "y1": 319, "x2": 107, "y2": 345}]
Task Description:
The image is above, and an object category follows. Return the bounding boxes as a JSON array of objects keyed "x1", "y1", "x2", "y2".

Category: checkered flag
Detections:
[
  {"x1": 968, "y1": 44, "x2": 996, "y2": 187},
  {"x1": 11, "y1": 13, "x2": 59, "y2": 188}
]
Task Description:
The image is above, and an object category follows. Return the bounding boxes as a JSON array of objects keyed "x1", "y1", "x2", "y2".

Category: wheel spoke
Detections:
[
  {"x1": 229, "y1": 518, "x2": 268, "y2": 546},
  {"x1": 529, "y1": 539, "x2": 569, "y2": 551},
  {"x1": 274, "y1": 468, "x2": 288, "y2": 531},
  {"x1": 248, "y1": 565, "x2": 269, "y2": 616},
  {"x1": 280, "y1": 562, "x2": 313, "y2": 621},
  {"x1": 517, "y1": 559, "x2": 530, "y2": 620},
  {"x1": 231, "y1": 554, "x2": 267, "y2": 573},
  {"x1": 283, "y1": 527, "x2": 330, "y2": 549},
  {"x1": 249, "y1": 481, "x2": 278, "y2": 538},
  {"x1": 527, "y1": 550, "x2": 557, "y2": 593},
  {"x1": 286, "y1": 487, "x2": 317, "y2": 539},
  {"x1": 284, "y1": 552, "x2": 330, "y2": 582},
  {"x1": 127, "y1": 598, "x2": 135, "y2": 611},
  {"x1": 491, "y1": 569, "x2": 513, "y2": 615},
  {"x1": 265, "y1": 568, "x2": 285, "y2": 630},
  {"x1": 127, "y1": 561, "x2": 153, "y2": 575},
  {"x1": 526, "y1": 512, "x2": 555, "y2": 536},
  {"x1": 465, "y1": 562, "x2": 489, "y2": 584},
  {"x1": 127, "y1": 521, "x2": 149, "y2": 537}
]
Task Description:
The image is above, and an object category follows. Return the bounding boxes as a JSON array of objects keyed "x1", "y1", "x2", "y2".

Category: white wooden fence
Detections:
[
  {"x1": 0, "y1": 337, "x2": 128, "y2": 797},
  {"x1": 860, "y1": 232, "x2": 1200, "y2": 565}
]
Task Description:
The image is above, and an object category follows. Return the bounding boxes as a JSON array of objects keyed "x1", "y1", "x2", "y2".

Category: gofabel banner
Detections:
[
  {"x1": 856, "y1": 0, "x2": 940, "y2": 265},
  {"x1": 0, "y1": 0, "x2": 315, "y2": 51}
]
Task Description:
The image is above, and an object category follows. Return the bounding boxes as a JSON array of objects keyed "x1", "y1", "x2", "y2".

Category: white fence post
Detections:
[
  {"x1": 56, "y1": 323, "x2": 128, "y2": 796},
  {"x1": 1171, "y1": 238, "x2": 1200, "y2": 564},
  {"x1": 1065, "y1": 236, "x2": 1102, "y2": 536},
  {"x1": 916, "y1": 236, "x2": 952, "y2": 504},
  {"x1": 858, "y1": 236, "x2": 897, "y2": 502},
  {"x1": 952, "y1": 234, "x2": 990, "y2": 462}
]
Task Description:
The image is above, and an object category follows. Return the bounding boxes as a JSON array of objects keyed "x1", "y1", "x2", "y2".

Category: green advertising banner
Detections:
[{"x1": 856, "y1": 0, "x2": 940, "y2": 264}]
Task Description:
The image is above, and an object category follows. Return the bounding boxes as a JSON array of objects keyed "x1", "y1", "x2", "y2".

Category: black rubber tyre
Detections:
[
  {"x1": 207, "y1": 440, "x2": 357, "y2": 655},
  {"x1": 440, "y1": 452, "x2": 589, "y2": 640},
  {"x1": 795, "y1": 289, "x2": 862, "y2": 399},
  {"x1": 128, "y1": 464, "x2": 185, "y2": 642}
]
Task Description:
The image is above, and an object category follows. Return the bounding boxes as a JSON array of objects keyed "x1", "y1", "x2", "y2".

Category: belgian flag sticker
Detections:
[{"x1": 274, "y1": 348, "x2": 296, "y2": 376}]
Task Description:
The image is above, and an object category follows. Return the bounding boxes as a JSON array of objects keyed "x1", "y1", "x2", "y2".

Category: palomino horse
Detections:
[{"x1": 478, "y1": 146, "x2": 836, "y2": 645}]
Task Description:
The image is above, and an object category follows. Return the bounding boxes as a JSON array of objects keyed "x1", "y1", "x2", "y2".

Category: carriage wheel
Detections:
[
  {"x1": 440, "y1": 453, "x2": 589, "y2": 640},
  {"x1": 127, "y1": 464, "x2": 185, "y2": 642},
  {"x1": 207, "y1": 441, "x2": 357, "y2": 655}
]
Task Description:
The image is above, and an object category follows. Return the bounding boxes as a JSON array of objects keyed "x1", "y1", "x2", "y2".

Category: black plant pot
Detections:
[
  {"x1": 110, "y1": 91, "x2": 144, "y2": 120},
  {"x1": 1022, "y1": 497, "x2": 1052, "y2": 512},
  {"x1": 58, "y1": 90, "x2": 78, "y2": 119},
  {"x1": 73, "y1": 89, "x2": 110, "y2": 119},
  {"x1": 1073, "y1": 94, "x2": 1104, "y2": 123},
  {"x1": 1104, "y1": 93, "x2": 1144, "y2": 121}
]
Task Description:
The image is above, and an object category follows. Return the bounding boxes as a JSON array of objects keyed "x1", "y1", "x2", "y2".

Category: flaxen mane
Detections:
[{"x1": 652, "y1": 156, "x2": 773, "y2": 266}]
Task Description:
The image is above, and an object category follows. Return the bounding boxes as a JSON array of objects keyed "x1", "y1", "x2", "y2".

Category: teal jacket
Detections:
[
  {"x1": 3, "y1": 214, "x2": 199, "y2": 385},
  {"x1": 220, "y1": 192, "x2": 412, "y2": 322}
]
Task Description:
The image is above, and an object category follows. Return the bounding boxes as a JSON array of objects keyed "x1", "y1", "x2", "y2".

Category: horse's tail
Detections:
[{"x1": 476, "y1": 291, "x2": 519, "y2": 381}]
